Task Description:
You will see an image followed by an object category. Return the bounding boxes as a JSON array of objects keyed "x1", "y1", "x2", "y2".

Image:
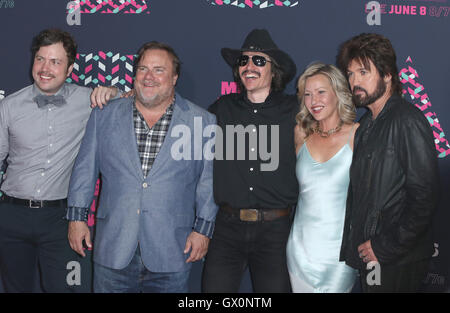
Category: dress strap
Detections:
[{"x1": 346, "y1": 123, "x2": 355, "y2": 145}]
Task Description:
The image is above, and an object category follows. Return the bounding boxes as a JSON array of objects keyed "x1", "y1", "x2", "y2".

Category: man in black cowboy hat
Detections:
[{"x1": 202, "y1": 29, "x2": 299, "y2": 292}]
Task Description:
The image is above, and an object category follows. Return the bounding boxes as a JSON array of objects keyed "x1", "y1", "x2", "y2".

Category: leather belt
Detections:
[
  {"x1": 0, "y1": 194, "x2": 67, "y2": 208},
  {"x1": 220, "y1": 204, "x2": 291, "y2": 222}
]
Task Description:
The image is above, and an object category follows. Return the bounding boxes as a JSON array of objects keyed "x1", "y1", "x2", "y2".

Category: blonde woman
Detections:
[{"x1": 286, "y1": 63, "x2": 358, "y2": 292}]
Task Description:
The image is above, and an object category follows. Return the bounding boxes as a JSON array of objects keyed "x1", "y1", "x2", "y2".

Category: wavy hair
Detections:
[{"x1": 296, "y1": 62, "x2": 355, "y2": 137}]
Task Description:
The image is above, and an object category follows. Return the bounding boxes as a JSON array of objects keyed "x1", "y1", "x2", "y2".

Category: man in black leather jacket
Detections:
[{"x1": 337, "y1": 33, "x2": 440, "y2": 292}]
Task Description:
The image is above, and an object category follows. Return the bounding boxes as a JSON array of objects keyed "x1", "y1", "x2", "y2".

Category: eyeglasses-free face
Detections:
[{"x1": 238, "y1": 54, "x2": 272, "y2": 67}]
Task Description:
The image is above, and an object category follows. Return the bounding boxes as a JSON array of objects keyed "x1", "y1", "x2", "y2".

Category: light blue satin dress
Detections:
[{"x1": 286, "y1": 135, "x2": 357, "y2": 293}]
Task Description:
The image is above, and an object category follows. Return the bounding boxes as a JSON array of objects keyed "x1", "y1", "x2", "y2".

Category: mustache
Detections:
[
  {"x1": 352, "y1": 86, "x2": 368, "y2": 95},
  {"x1": 142, "y1": 80, "x2": 160, "y2": 87},
  {"x1": 38, "y1": 72, "x2": 55, "y2": 78},
  {"x1": 241, "y1": 70, "x2": 260, "y2": 77}
]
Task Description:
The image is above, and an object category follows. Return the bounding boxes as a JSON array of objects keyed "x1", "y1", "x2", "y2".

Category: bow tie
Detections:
[{"x1": 33, "y1": 94, "x2": 67, "y2": 108}]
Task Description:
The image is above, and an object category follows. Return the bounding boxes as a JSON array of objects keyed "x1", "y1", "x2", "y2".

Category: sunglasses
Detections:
[{"x1": 238, "y1": 55, "x2": 272, "y2": 67}]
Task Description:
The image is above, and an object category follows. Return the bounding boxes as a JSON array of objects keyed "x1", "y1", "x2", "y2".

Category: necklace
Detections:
[{"x1": 314, "y1": 120, "x2": 343, "y2": 138}]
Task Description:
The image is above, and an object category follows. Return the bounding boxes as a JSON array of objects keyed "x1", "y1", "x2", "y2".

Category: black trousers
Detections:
[
  {"x1": 201, "y1": 209, "x2": 292, "y2": 293},
  {"x1": 0, "y1": 200, "x2": 91, "y2": 293},
  {"x1": 360, "y1": 259, "x2": 430, "y2": 293}
]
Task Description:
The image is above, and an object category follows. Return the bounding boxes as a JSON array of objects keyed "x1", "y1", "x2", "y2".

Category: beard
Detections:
[
  {"x1": 135, "y1": 85, "x2": 173, "y2": 109},
  {"x1": 352, "y1": 77, "x2": 387, "y2": 108}
]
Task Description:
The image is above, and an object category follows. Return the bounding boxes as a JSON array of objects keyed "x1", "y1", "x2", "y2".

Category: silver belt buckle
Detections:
[{"x1": 29, "y1": 200, "x2": 42, "y2": 208}]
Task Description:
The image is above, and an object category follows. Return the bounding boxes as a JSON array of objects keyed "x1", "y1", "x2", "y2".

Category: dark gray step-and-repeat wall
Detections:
[{"x1": 0, "y1": 0, "x2": 449, "y2": 292}]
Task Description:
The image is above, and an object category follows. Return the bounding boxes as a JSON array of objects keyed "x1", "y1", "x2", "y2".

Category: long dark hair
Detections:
[{"x1": 337, "y1": 33, "x2": 402, "y2": 96}]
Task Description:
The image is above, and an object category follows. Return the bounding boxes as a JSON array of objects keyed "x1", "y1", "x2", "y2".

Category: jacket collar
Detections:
[{"x1": 369, "y1": 93, "x2": 402, "y2": 122}]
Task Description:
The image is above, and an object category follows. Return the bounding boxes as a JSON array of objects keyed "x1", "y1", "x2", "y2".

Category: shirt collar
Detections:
[
  {"x1": 32, "y1": 82, "x2": 69, "y2": 99},
  {"x1": 133, "y1": 96, "x2": 175, "y2": 130},
  {"x1": 240, "y1": 90, "x2": 285, "y2": 108}
]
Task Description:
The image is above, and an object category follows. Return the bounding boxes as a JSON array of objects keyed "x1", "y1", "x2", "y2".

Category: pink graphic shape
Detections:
[
  {"x1": 85, "y1": 64, "x2": 92, "y2": 74},
  {"x1": 98, "y1": 73, "x2": 105, "y2": 83},
  {"x1": 71, "y1": 73, "x2": 79, "y2": 83},
  {"x1": 399, "y1": 56, "x2": 450, "y2": 158},
  {"x1": 125, "y1": 74, "x2": 133, "y2": 84},
  {"x1": 112, "y1": 64, "x2": 119, "y2": 75}
]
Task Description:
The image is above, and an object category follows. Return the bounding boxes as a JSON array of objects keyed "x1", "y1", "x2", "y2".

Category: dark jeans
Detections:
[
  {"x1": 93, "y1": 246, "x2": 190, "y2": 293},
  {"x1": 202, "y1": 209, "x2": 292, "y2": 293},
  {"x1": 360, "y1": 259, "x2": 430, "y2": 293},
  {"x1": 0, "y1": 200, "x2": 90, "y2": 293}
]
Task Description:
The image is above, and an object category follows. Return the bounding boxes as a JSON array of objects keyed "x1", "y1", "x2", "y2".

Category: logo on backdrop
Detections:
[
  {"x1": 67, "y1": 0, "x2": 150, "y2": 25},
  {"x1": 399, "y1": 56, "x2": 450, "y2": 158},
  {"x1": 207, "y1": 0, "x2": 298, "y2": 9},
  {"x1": 68, "y1": 0, "x2": 149, "y2": 14},
  {"x1": 365, "y1": 1, "x2": 450, "y2": 18},
  {"x1": 66, "y1": 52, "x2": 135, "y2": 92},
  {"x1": 0, "y1": 0, "x2": 14, "y2": 9}
]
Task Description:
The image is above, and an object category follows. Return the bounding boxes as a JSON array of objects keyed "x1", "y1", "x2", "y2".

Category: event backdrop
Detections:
[{"x1": 0, "y1": 0, "x2": 449, "y2": 293}]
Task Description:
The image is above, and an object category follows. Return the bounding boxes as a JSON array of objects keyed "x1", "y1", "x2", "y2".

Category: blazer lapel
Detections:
[
  {"x1": 116, "y1": 99, "x2": 145, "y2": 180},
  {"x1": 146, "y1": 94, "x2": 189, "y2": 179}
]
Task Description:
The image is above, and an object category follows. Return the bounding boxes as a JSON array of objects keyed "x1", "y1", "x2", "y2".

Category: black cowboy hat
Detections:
[{"x1": 221, "y1": 29, "x2": 297, "y2": 85}]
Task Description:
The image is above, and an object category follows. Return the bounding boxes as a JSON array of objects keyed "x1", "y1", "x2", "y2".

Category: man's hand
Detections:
[
  {"x1": 121, "y1": 89, "x2": 135, "y2": 98},
  {"x1": 68, "y1": 221, "x2": 92, "y2": 257},
  {"x1": 184, "y1": 231, "x2": 210, "y2": 263},
  {"x1": 90, "y1": 86, "x2": 118, "y2": 109},
  {"x1": 358, "y1": 240, "x2": 379, "y2": 264}
]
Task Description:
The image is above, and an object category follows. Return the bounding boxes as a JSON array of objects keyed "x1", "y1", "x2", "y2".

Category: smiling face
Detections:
[
  {"x1": 303, "y1": 74, "x2": 339, "y2": 123},
  {"x1": 32, "y1": 42, "x2": 73, "y2": 95},
  {"x1": 239, "y1": 51, "x2": 273, "y2": 102},
  {"x1": 134, "y1": 49, "x2": 178, "y2": 109}
]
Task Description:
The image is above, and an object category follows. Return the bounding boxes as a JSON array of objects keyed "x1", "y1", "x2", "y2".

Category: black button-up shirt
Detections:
[{"x1": 208, "y1": 91, "x2": 299, "y2": 209}]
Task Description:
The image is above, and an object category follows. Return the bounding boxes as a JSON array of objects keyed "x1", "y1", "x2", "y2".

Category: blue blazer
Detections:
[{"x1": 68, "y1": 93, "x2": 218, "y2": 272}]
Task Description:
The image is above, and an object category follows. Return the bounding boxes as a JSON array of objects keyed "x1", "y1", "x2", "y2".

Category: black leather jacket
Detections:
[{"x1": 340, "y1": 94, "x2": 440, "y2": 268}]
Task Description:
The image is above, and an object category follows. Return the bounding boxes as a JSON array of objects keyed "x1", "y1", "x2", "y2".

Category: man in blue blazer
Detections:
[{"x1": 66, "y1": 42, "x2": 218, "y2": 293}]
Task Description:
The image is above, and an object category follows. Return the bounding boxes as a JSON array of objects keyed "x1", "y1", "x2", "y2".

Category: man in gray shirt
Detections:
[{"x1": 0, "y1": 28, "x2": 111, "y2": 292}]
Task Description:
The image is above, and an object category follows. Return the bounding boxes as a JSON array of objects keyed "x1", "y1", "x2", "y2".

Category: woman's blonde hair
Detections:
[{"x1": 296, "y1": 62, "x2": 355, "y2": 137}]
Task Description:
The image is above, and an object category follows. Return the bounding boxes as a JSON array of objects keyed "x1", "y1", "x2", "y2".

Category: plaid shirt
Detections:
[{"x1": 133, "y1": 100, "x2": 174, "y2": 178}]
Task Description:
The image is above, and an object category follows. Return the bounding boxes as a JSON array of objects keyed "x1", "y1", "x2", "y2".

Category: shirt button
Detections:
[
  {"x1": 251, "y1": 148, "x2": 255, "y2": 152},
  {"x1": 249, "y1": 187, "x2": 253, "y2": 191},
  {"x1": 250, "y1": 168, "x2": 254, "y2": 171},
  {"x1": 252, "y1": 128, "x2": 256, "y2": 133},
  {"x1": 49, "y1": 126, "x2": 52, "y2": 130},
  {"x1": 253, "y1": 109, "x2": 258, "y2": 113},
  {"x1": 41, "y1": 172, "x2": 45, "y2": 176},
  {"x1": 37, "y1": 189, "x2": 40, "y2": 193},
  {"x1": 49, "y1": 143, "x2": 53, "y2": 147},
  {"x1": 47, "y1": 160, "x2": 51, "y2": 163},
  {"x1": 143, "y1": 182, "x2": 148, "y2": 188},
  {"x1": 137, "y1": 209, "x2": 140, "y2": 214}
]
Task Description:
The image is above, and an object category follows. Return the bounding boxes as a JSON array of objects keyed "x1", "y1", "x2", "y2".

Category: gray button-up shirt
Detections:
[{"x1": 0, "y1": 83, "x2": 92, "y2": 200}]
